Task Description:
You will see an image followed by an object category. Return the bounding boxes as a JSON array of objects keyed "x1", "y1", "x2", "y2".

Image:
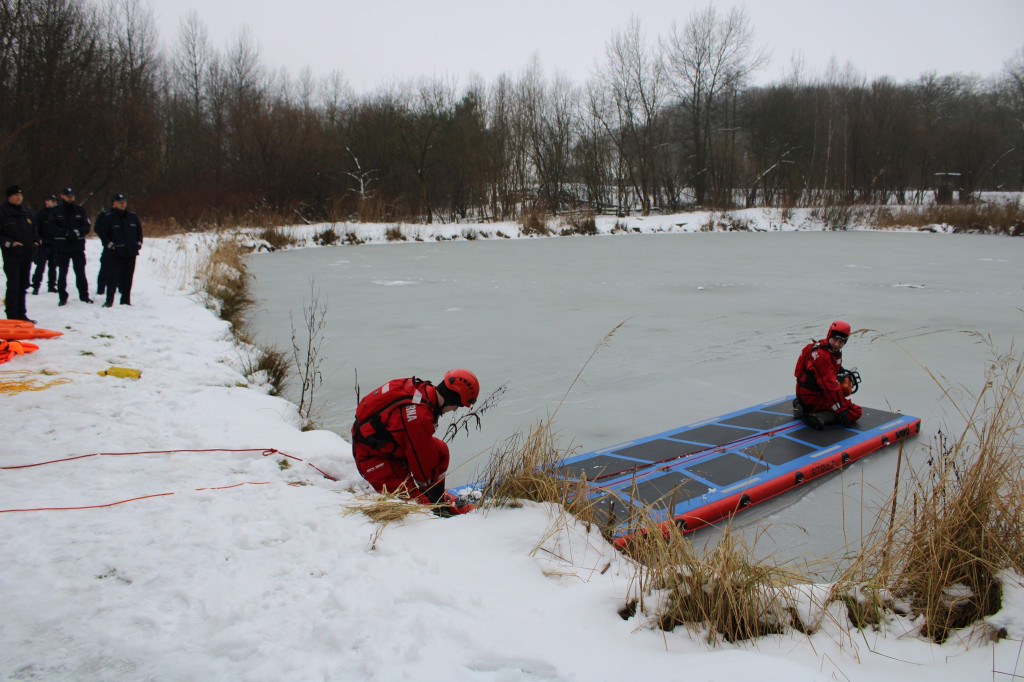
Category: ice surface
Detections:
[{"x1": 249, "y1": 230, "x2": 1024, "y2": 570}]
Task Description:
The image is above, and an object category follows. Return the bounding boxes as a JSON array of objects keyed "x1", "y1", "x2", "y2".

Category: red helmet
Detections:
[
  {"x1": 828, "y1": 320, "x2": 851, "y2": 341},
  {"x1": 442, "y1": 369, "x2": 480, "y2": 407}
]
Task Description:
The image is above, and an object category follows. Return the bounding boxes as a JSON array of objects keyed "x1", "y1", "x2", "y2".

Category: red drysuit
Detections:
[
  {"x1": 794, "y1": 340, "x2": 862, "y2": 424},
  {"x1": 351, "y1": 377, "x2": 449, "y2": 504}
]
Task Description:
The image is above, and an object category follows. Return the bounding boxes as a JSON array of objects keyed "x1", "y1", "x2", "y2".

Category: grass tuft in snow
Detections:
[
  {"x1": 200, "y1": 236, "x2": 254, "y2": 329},
  {"x1": 342, "y1": 491, "x2": 435, "y2": 549},
  {"x1": 650, "y1": 526, "x2": 803, "y2": 643},
  {"x1": 836, "y1": 341, "x2": 1024, "y2": 642},
  {"x1": 520, "y1": 211, "x2": 551, "y2": 236},
  {"x1": 199, "y1": 235, "x2": 291, "y2": 396},
  {"x1": 561, "y1": 212, "x2": 598, "y2": 236},
  {"x1": 869, "y1": 198, "x2": 1024, "y2": 235},
  {"x1": 313, "y1": 225, "x2": 341, "y2": 246},
  {"x1": 257, "y1": 226, "x2": 301, "y2": 251}
]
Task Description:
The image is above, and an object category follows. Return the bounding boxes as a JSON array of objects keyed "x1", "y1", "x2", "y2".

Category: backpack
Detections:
[
  {"x1": 352, "y1": 377, "x2": 435, "y2": 451},
  {"x1": 794, "y1": 341, "x2": 821, "y2": 390}
]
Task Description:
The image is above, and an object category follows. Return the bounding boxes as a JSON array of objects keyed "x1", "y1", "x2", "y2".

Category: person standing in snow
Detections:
[
  {"x1": 94, "y1": 193, "x2": 142, "y2": 307},
  {"x1": 94, "y1": 200, "x2": 113, "y2": 298},
  {"x1": 352, "y1": 370, "x2": 479, "y2": 511},
  {"x1": 793, "y1": 320, "x2": 862, "y2": 429},
  {"x1": 30, "y1": 194, "x2": 58, "y2": 295},
  {"x1": 50, "y1": 187, "x2": 93, "y2": 305},
  {"x1": 1, "y1": 185, "x2": 39, "y2": 322}
]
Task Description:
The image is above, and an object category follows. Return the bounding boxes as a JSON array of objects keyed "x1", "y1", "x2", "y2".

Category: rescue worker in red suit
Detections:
[
  {"x1": 352, "y1": 369, "x2": 479, "y2": 511},
  {"x1": 794, "y1": 320, "x2": 862, "y2": 429}
]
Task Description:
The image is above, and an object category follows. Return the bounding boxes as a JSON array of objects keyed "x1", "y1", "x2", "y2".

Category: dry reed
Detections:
[
  {"x1": 869, "y1": 199, "x2": 1024, "y2": 235},
  {"x1": 198, "y1": 234, "x2": 291, "y2": 396},
  {"x1": 836, "y1": 343, "x2": 1024, "y2": 642},
  {"x1": 341, "y1": 491, "x2": 436, "y2": 550}
]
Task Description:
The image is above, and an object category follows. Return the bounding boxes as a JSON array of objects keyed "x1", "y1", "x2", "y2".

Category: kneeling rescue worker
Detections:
[
  {"x1": 352, "y1": 369, "x2": 479, "y2": 513},
  {"x1": 794, "y1": 320, "x2": 862, "y2": 429}
]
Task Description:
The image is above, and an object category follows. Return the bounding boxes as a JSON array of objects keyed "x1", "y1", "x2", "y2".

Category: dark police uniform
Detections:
[
  {"x1": 94, "y1": 205, "x2": 142, "y2": 306},
  {"x1": 1, "y1": 192, "x2": 39, "y2": 320},
  {"x1": 50, "y1": 197, "x2": 92, "y2": 304}
]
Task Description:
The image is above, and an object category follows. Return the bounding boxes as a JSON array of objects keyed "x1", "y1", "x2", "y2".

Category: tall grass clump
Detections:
[
  {"x1": 478, "y1": 423, "x2": 588, "y2": 512},
  {"x1": 237, "y1": 344, "x2": 290, "y2": 396},
  {"x1": 651, "y1": 527, "x2": 806, "y2": 643},
  {"x1": 199, "y1": 235, "x2": 290, "y2": 396},
  {"x1": 562, "y1": 212, "x2": 598, "y2": 236},
  {"x1": 314, "y1": 225, "x2": 341, "y2": 246},
  {"x1": 257, "y1": 226, "x2": 300, "y2": 250},
  {"x1": 200, "y1": 236, "x2": 254, "y2": 329},
  {"x1": 476, "y1": 321, "x2": 627, "y2": 523},
  {"x1": 839, "y1": 343, "x2": 1024, "y2": 642},
  {"x1": 811, "y1": 203, "x2": 858, "y2": 230},
  {"x1": 870, "y1": 199, "x2": 1024, "y2": 235},
  {"x1": 520, "y1": 210, "x2": 551, "y2": 236}
]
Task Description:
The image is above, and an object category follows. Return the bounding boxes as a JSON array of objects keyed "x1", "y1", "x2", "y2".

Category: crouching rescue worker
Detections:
[
  {"x1": 352, "y1": 369, "x2": 480, "y2": 514},
  {"x1": 794, "y1": 320, "x2": 862, "y2": 429}
]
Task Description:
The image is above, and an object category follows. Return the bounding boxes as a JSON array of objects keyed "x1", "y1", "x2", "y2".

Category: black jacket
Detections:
[
  {"x1": 1, "y1": 201, "x2": 39, "y2": 263},
  {"x1": 33, "y1": 207, "x2": 55, "y2": 244},
  {"x1": 95, "y1": 208, "x2": 142, "y2": 257},
  {"x1": 49, "y1": 201, "x2": 91, "y2": 251}
]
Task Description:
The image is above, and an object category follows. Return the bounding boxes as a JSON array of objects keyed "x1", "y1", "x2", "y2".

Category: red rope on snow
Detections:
[
  {"x1": 0, "y1": 482, "x2": 273, "y2": 514},
  {"x1": 0, "y1": 447, "x2": 290, "y2": 470},
  {"x1": 0, "y1": 446, "x2": 337, "y2": 480},
  {"x1": 0, "y1": 447, "x2": 340, "y2": 514},
  {"x1": 0, "y1": 492, "x2": 175, "y2": 513}
]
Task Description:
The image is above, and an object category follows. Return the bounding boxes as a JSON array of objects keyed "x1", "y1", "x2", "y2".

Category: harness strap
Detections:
[
  {"x1": 352, "y1": 385, "x2": 432, "y2": 452},
  {"x1": 796, "y1": 342, "x2": 822, "y2": 391}
]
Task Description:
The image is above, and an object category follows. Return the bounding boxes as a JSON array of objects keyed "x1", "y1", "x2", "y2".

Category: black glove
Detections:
[
  {"x1": 836, "y1": 408, "x2": 852, "y2": 428},
  {"x1": 423, "y1": 482, "x2": 445, "y2": 505}
]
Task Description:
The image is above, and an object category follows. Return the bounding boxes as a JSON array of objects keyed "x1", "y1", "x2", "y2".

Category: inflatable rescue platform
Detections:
[{"x1": 558, "y1": 396, "x2": 921, "y2": 541}]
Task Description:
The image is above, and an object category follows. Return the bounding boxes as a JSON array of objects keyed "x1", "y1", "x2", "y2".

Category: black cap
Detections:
[
  {"x1": 61, "y1": 186, "x2": 74, "y2": 196},
  {"x1": 45, "y1": 194, "x2": 57, "y2": 201},
  {"x1": 5, "y1": 184, "x2": 23, "y2": 198},
  {"x1": 111, "y1": 193, "x2": 126, "y2": 203}
]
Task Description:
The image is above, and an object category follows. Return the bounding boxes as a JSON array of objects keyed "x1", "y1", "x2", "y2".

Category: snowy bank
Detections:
[{"x1": 1, "y1": 228, "x2": 1022, "y2": 681}]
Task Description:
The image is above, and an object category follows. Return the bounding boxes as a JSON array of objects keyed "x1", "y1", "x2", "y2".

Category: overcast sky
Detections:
[{"x1": 151, "y1": 0, "x2": 1024, "y2": 92}]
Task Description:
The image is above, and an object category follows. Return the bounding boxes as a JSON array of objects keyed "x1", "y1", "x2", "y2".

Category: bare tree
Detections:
[
  {"x1": 591, "y1": 15, "x2": 666, "y2": 215},
  {"x1": 290, "y1": 281, "x2": 328, "y2": 429},
  {"x1": 1005, "y1": 46, "x2": 1024, "y2": 188},
  {"x1": 172, "y1": 11, "x2": 212, "y2": 122},
  {"x1": 482, "y1": 72, "x2": 521, "y2": 219},
  {"x1": 662, "y1": 4, "x2": 768, "y2": 205},
  {"x1": 518, "y1": 57, "x2": 580, "y2": 212},
  {"x1": 399, "y1": 75, "x2": 456, "y2": 223}
]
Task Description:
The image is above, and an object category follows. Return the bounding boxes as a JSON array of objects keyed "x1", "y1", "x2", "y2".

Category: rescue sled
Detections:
[
  {"x1": 0, "y1": 320, "x2": 63, "y2": 340},
  {"x1": 556, "y1": 396, "x2": 920, "y2": 543}
]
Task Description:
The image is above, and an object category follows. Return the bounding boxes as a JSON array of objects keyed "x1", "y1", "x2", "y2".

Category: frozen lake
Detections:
[{"x1": 249, "y1": 230, "x2": 1023, "y2": 572}]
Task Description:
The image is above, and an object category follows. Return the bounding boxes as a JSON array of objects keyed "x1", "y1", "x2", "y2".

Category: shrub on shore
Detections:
[
  {"x1": 198, "y1": 235, "x2": 290, "y2": 397},
  {"x1": 836, "y1": 342, "x2": 1024, "y2": 642},
  {"x1": 870, "y1": 199, "x2": 1024, "y2": 235}
]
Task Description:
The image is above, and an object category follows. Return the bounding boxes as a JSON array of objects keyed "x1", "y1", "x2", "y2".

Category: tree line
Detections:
[{"x1": 3, "y1": 0, "x2": 1023, "y2": 225}]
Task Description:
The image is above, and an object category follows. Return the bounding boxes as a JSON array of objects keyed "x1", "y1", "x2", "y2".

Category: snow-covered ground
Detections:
[{"x1": 2, "y1": 213, "x2": 1022, "y2": 680}]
